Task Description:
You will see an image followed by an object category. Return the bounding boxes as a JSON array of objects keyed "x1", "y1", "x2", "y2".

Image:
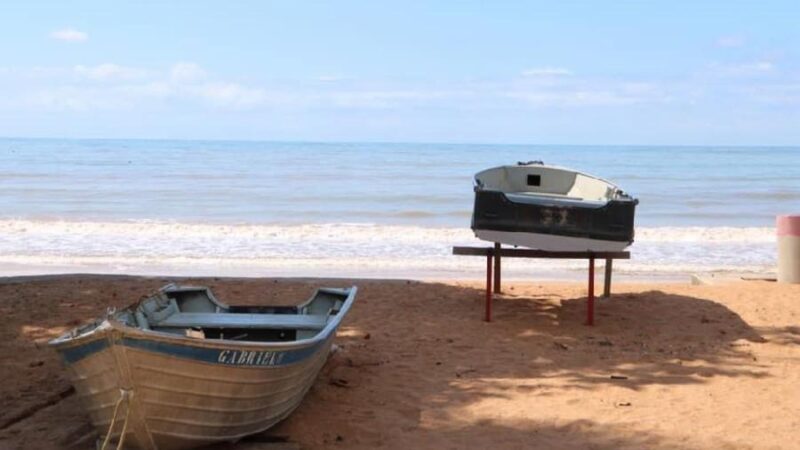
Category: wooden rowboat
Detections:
[{"x1": 49, "y1": 283, "x2": 357, "y2": 449}]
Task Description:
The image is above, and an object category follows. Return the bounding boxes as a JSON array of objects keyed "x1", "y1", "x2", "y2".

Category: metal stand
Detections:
[{"x1": 453, "y1": 246, "x2": 630, "y2": 325}]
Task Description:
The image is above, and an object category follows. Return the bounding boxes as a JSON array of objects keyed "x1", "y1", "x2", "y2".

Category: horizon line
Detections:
[{"x1": 1, "y1": 135, "x2": 798, "y2": 148}]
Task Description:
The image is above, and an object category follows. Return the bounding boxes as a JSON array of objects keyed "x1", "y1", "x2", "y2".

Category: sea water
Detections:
[{"x1": 1, "y1": 138, "x2": 797, "y2": 279}]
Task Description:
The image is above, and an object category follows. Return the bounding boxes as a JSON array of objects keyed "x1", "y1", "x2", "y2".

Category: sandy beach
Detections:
[{"x1": 1, "y1": 275, "x2": 798, "y2": 449}]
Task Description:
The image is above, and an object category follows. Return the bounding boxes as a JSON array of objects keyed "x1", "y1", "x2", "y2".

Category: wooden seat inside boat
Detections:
[{"x1": 154, "y1": 313, "x2": 329, "y2": 330}]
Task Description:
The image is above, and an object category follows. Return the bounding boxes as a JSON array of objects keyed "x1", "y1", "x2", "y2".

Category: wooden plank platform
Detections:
[
  {"x1": 453, "y1": 247, "x2": 630, "y2": 259},
  {"x1": 453, "y1": 245, "x2": 630, "y2": 325}
]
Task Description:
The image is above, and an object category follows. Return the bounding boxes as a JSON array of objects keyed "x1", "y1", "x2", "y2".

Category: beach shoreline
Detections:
[
  {"x1": 0, "y1": 218, "x2": 779, "y2": 278},
  {"x1": 0, "y1": 265, "x2": 767, "y2": 285}
]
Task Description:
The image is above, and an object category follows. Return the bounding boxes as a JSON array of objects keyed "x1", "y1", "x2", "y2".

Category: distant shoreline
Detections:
[{"x1": 0, "y1": 264, "x2": 768, "y2": 285}]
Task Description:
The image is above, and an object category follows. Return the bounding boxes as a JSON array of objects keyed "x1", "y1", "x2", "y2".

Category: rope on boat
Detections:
[{"x1": 100, "y1": 388, "x2": 133, "y2": 450}]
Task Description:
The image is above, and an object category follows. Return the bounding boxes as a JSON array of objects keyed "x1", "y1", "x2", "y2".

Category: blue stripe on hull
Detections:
[
  {"x1": 59, "y1": 338, "x2": 109, "y2": 364},
  {"x1": 57, "y1": 332, "x2": 329, "y2": 367},
  {"x1": 120, "y1": 336, "x2": 326, "y2": 367}
]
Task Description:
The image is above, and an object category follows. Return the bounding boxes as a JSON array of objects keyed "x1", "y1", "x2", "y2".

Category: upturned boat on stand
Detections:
[{"x1": 472, "y1": 161, "x2": 638, "y2": 251}]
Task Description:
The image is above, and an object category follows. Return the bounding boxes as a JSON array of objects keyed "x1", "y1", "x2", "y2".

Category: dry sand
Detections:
[{"x1": 1, "y1": 275, "x2": 799, "y2": 449}]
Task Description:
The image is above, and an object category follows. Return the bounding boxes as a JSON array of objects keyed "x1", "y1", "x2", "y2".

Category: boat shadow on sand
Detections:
[
  {"x1": 495, "y1": 289, "x2": 771, "y2": 388},
  {"x1": 267, "y1": 281, "x2": 788, "y2": 450},
  {"x1": 0, "y1": 276, "x2": 795, "y2": 449}
]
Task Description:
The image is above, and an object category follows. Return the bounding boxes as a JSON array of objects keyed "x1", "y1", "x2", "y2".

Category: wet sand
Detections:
[{"x1": 1, "y1": 275, "x2": 799, "y2": 449}]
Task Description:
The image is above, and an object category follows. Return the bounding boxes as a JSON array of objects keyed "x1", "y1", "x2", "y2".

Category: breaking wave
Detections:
[{"x1": 0, "y1": 219, "x2": 777, "y2": 279}]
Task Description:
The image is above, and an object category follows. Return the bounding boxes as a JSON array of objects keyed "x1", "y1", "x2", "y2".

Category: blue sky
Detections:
[{"x1": 1, "y1": 1, "x2": 798, "y2": 144}]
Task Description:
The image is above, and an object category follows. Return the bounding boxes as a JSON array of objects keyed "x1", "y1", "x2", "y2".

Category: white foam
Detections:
[
  {"x1": 636, "y1": 226, "x2": 775, "y2": 242},
  {"x1": 0, "y1": 219, "x2": 777, "y2": 279}
]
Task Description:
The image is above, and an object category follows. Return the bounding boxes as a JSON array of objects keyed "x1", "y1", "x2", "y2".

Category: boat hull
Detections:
[
  {"x1": 472, "y1": 190, "x2": 636, "y2": 251},
  {"x1": 53, "y1": 321, "x2": 336, "y2": 449},
  {"x1": 51, "y1": 287, "x2": 356, "y2": 450}
]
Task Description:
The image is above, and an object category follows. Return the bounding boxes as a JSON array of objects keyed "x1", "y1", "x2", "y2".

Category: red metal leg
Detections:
[
  {"x1": 485, "y1": 253, "x2": 493, "y2": 322},
  {"x1": 586, "y1": 257, "x2": 595, "y2": 325},
  {"x1": 493, "y1": 242, "x2": 502, "y2": 294}
]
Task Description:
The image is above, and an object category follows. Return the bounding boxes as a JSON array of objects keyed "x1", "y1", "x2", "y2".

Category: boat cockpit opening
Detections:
[
  {"x1": 111, "y1": 287, "x2": 347, "y2": 343},
  {"x1": 475, "y1": 165, "x2": 620, "y2": 203}
]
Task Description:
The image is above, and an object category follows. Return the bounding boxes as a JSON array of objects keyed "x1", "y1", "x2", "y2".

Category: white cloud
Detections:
[
  {"x1": 317, "y1": 75, "x2": 345, "y2": 82},
  {"x1": 739, "y1": 83, "x2": 800, "y2": 106},
  {"x1": 25, "y1": 86, "x2": 133, "y2": 111},
  {"x1": 522, "y1": 67, "x2": 573, "y2": 77},
  {"x1": 742, "y1": 61, "x2": 775, "y2": 72},
  {"x1": 187, "y1": 82, "x2": 267, "y2": 108},
  {"x1": 739, "y1": 61, "x2": 774, "y2": 73},
  {"x1": 74, "y1": 64, "x2": 151, "y2": 81},
  {"x1": 507, "y1": 90, "x2": 636, "y2": 107},
  {"x1": 709, "y1": 61, "x2": 776, "y2": 76},
  {"x1": 715, "y1": 35, "x2": 745, "y2": 48},
  {"x1": 11, "y1": 62, "x2": 272, "y2": 111},
  {"x1": 325, "y1": 90, "x2": 452, "y2": 108},
  {"x1": 12, "y1": 57, "x2": 799, "y2": 116},
  {"x1": 0, "y1": 66, "x2": 71, "y2": 79},
  {"x1": 505, "y1": 78, "x2": 671, "y2": 107},
  {"x1": 170, "y1": 62, "x2": 207, "y2": 83},
  {"x1": 50, "y1": 28, "x2": 88, "y2": 43}
]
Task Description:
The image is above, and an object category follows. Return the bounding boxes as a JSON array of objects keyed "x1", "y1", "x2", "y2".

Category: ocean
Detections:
[{"x1": 1, "y1": 138, "x2": 797, "y2": 280}]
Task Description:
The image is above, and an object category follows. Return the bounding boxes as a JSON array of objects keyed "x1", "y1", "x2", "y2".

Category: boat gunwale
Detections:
[
  {"x1": 48, "y1": 285, "x2": 358, "y2": 355},
  {"x1": 474, "y1": 163, "x2": 624, "y2": 194}
]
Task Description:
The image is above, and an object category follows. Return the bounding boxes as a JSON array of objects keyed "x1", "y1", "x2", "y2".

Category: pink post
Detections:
[{"x1": 777, "y1": 215, "x2": 800, "y2": 284}]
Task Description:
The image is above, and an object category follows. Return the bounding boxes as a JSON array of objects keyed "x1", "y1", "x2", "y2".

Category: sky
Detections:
[{"x1": 0, "y1": 1, "x2": 799, "y2": 145}]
